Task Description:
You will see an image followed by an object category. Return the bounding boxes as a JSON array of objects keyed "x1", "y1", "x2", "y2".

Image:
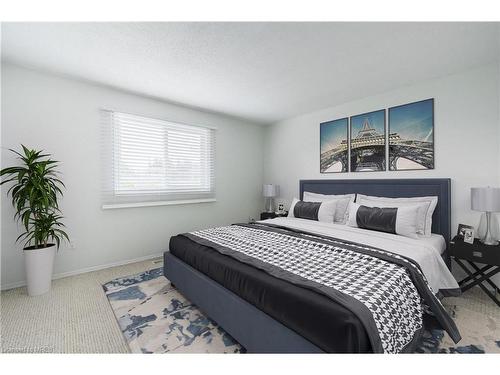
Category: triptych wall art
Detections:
[{"x1": 320, "y1": 98, "x2": 434, "y2": 173}]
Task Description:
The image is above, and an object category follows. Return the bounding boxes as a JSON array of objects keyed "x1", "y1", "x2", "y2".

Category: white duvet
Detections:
[{"x1": 258, "y1": 217, "x2": 459, "y2": 294}]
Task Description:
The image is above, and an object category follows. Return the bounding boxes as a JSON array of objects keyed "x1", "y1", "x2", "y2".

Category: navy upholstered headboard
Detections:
[{"x1": 299, "y1": 179, "x2": 451, "y2": 243}]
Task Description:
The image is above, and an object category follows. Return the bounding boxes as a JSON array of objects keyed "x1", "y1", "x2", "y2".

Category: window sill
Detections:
[{"x1": 102, "y1": 198, "x2": 216, "y2": 210}]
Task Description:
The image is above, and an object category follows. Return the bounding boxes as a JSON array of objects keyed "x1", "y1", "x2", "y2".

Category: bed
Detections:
[{"x1": 164, "y1": 178, "x2": 461, "y2": 353}]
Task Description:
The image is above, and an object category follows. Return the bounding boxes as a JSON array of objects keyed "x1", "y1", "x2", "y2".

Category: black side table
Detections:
[
  {"x1": 260, "y1": 211, "x2": 288, "y2": 220},
  {"x1": 449, "y1": 235, "x2": 500, "y2": 307}
]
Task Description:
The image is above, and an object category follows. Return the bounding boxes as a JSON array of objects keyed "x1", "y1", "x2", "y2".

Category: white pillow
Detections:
[
  {"x1": 288, "y1": 198, "x2": 337, "y2": 223},
  {"x1": 318, "y1": 200, "x2": 338, "y2": 223},
  {"x1": 303, "y1": 192, "x2": 355, "y2": 224},
  {"x1": 288, "y1": 198, "x2": 299, "y2": 217},
  {"x1": 347, "y1": 202, "x2": 420, "y2": 239},
  {"x1": 355, "y1": 194, "x2": 438, "y2": 237}
]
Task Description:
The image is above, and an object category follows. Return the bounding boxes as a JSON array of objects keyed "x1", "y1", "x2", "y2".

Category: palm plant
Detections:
[{"x1": 0, "y1": 145, "x2": 69, "y2": 249}]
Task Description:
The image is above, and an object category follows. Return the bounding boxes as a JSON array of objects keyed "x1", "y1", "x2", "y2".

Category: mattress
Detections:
[{"x1": 168, "y1": 218, "x2": 460, "y2": 353}]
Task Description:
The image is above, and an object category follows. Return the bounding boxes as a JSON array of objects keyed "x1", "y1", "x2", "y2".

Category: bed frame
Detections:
[{"x1": 164, "y1": 178, "x2": 451, "y2": 353}]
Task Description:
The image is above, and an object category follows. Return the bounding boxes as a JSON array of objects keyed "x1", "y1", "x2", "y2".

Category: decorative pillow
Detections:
[
  {"x1": 288, "y1": 198, "x2": 337, "y2": 223},
  {"x1": 303, "y1": 192, "x2": 355, "y2": 224},
  {"x1": 355, "y1": 194, "x2": 438, "y2": 237},
  {"x1": 293, "y1": 201, "x2": 322, "y2": 220},
  {"x1": 347, "y1": 202, "x2": 419, "y2": 239}
]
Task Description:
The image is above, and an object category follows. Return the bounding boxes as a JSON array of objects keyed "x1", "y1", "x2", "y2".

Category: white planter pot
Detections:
[{"x1": 24, "y1": 244, "x2": 56, "y2": 296}]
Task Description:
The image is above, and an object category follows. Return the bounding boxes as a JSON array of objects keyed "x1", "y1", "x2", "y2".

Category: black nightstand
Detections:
[
  {"x1": 260, "y1": 211, "x2": 288, "y2": 220},
  {"x1": 449, "y1": 235, "x2": 500, "y2": 307}
]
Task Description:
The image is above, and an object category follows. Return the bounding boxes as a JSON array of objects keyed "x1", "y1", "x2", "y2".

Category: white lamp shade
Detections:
[
  {"x1": 471, "y1": 187, "x2": 500, "y2": 212},
  {"x1": 263, "y1": 184, "x2": 279, "y2": 198}
]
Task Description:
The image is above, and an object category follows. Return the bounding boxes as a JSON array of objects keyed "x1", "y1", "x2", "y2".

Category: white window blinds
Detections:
[{"x1": 101, "y1": 110, "x2": 216, "y2": 208}]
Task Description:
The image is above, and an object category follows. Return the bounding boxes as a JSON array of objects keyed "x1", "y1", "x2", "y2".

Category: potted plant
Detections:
[{"x1": 1, "y1": 145, "x2": 69, "y2": 296}]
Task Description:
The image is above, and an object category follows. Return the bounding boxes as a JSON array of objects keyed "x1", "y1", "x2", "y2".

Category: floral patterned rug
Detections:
[{"x1": 103, "y1": 267, "x2": 500, "y2": 354}]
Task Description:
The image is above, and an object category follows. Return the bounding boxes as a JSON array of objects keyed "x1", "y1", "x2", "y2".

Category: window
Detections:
[{"x1": 101, "y1": 111, "x2": 215, "y2": 208}]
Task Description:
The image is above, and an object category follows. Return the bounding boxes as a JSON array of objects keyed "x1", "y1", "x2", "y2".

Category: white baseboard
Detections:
[{"x1": 0, "y1": 252, "x2": 164, "y2": 291}]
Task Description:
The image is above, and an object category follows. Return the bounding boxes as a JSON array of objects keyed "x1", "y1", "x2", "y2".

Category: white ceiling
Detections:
[{"x1": 2, "y1": 22, "x2": 499, "y2": 124}]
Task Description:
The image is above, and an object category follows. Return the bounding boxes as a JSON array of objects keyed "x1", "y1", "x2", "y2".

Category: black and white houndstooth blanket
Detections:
[{"x1": 185, "y1": 223, "x2": 460, "y2": 353}]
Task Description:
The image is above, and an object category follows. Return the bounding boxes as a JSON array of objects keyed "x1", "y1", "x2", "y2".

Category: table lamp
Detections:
[
  {"x1": 263, "y1": 184, "x2": 279, "y2": 213},
  {"x1": 471, "y1": 187, "x2": 500, "y2": 245}
]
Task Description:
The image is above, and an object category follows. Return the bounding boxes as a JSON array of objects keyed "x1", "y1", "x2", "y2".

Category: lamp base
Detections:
[
  {"x1": 264, "y1": 197, "x2": 275, "y2": 213},
  {"x1": 481, "y1": 211, "x2": 499, "y2": 246}
]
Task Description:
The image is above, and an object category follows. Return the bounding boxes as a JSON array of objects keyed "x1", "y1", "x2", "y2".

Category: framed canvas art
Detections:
[
  {"x1": 388, "y1": 99, "x2": 434, "y2": 171},
  {"x1": 320, "y1": 118, "x2": 348, "y2": 173},
  {"x1": 350, "y1": 109, "x2": 386, "y2": 172}
]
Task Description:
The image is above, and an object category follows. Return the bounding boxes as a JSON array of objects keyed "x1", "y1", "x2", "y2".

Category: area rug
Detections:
[{"x1": 103, "y1": 267, "x2": 500, "y2": 354}]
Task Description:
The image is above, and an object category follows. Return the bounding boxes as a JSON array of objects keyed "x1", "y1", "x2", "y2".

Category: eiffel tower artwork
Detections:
[
  {"x1": 350, "y1": 110, "x2": 386, "y2": 172},
  {"x1": 388, "y1": 99, "x2": 434, "y2": 171},
  {"x1": 356, "y1": 118, "x2": 381, "y2": 138},
  {"x1": 320, "y1": 118, "x2": 348, "y2": 173}
]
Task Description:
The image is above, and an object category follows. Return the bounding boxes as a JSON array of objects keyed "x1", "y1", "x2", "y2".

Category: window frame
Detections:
[{"x1": 101, "y1": 109, "x2": 216, "y2": 209}]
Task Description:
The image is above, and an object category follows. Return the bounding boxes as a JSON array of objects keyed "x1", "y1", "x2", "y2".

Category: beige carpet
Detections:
[
  {"x1": 1, "y1": 258, "x2": 499, "y2": 353},
  {"x1": 0, "y1": 259, "x2": 161, "y2": 353}
]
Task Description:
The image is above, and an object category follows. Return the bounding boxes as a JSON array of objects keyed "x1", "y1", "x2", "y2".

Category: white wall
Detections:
[
  {"x1": 1, "y1": 63, "x2": 265, "y2": 289},
  {"x1": 264, "y1": 64, "x2": 500, "y2": 236}
]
